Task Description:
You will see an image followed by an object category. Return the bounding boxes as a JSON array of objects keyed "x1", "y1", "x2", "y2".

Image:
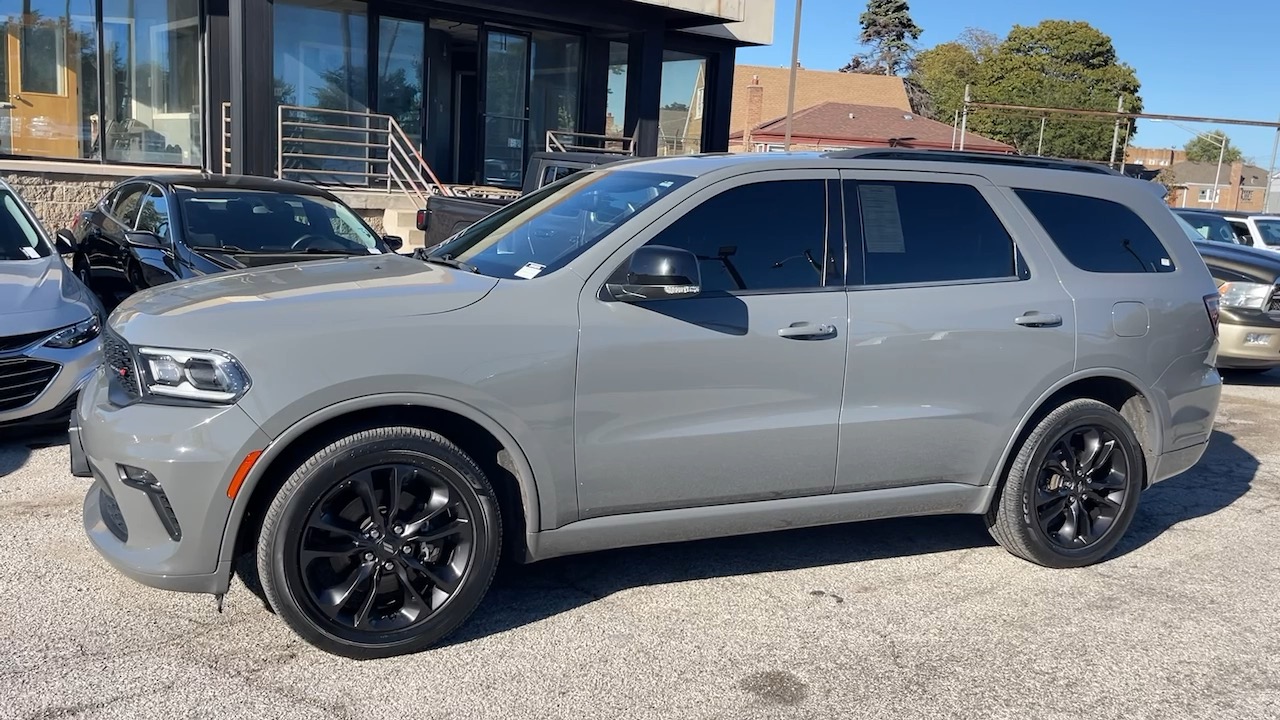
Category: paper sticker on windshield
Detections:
[
  {"x1": 515, "y1": 262, "x2": 546, "y2": 279},
  {"x1": 20, "y1": 245, "x2": 39, "y2": 259}
]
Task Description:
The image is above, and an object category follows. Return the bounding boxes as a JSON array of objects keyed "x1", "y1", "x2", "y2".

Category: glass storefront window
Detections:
[
  {"x1": 660, "y1": 50, "x2": 706, "y2": 156},
  {"x1": 529, "y1": 31, "x2": 580, "y2": 158},
  {"x1": 102, "y1": 0, "x2": 201, "y2": 166},
  {"x1": 0, "y1": 1, "x2": 97, "y2": 159},
  {"x1": 377, "y1": 17, "x2": 424, "y2": 151},
  {"x1": 605, "y1": 41, "x2": 627, "y2": 139}
]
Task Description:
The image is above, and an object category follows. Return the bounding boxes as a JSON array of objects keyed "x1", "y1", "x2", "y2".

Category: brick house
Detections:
[
  {"x1": 1125, "y1": 146, "x2": 1188, "y2": 168},
  {"x1": 731, "y1": 101, "x2": 1014, "y2": 153},
  {"x1": 1162, "y1": 160, "x2": 1269, "y2": 211}
]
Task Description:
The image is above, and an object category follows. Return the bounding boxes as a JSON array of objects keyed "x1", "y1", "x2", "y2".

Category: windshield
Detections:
[
  {"x1": 1177, "y1": 212, "x2": 1239, "y2": 244},
  {"x1": 432, "y1": 170, "x2": 691, "y2": 279},
  {"x1": 1254, "y1": 218, "x2": 1280, "y2": 246},
  {"x1": 177, "y1": 190, "x2": 384, "y2": 254},
  {"x1": 0, "y1": 189, "x2": 51, "y2": 261}
]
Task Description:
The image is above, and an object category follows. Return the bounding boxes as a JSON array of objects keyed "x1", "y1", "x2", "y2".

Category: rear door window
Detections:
[
  {"x1": 1017, "y1": 189, "x2": 1174, "y2": 273},
  {"x1": 843, "y1": 180, "x2": 1017, "y2": 286}
]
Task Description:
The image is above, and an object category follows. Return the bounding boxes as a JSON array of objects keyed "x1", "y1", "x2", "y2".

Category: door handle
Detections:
[
  {"x1": 778, "y1": 322, "x2": 837, "y2": 340},
  {"x1": 1015, "y1": 312, "x2": 1063, "y2": 328}
]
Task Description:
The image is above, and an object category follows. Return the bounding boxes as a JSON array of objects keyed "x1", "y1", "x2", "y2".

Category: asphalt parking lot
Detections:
[{"x1": 2, "y1": 377, "x2": 1279, "y2": 720}]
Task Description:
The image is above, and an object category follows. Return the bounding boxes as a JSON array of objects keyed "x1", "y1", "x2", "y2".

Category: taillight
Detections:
[
  {"x1": 1204, "y1": 294, "x2": 1220, "y2": 338},
  {"x1": 415, "y1": 209, "x2": 427, "y2": 230}
]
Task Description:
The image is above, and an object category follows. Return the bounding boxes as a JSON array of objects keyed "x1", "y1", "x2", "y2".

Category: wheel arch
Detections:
[
  {"x1": 980, "y1": 369, "x2": 1162, "y2": 511},
  {"x1": 217, "y1": 393, "x2": 542, "y2": 571}
]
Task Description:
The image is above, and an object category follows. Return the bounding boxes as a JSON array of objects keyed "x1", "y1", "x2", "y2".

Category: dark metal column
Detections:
[
  {"x1": 624, "y1": 28, "x2": 662, "y2": 157},
  {"x1": 203, "y1": 0, "x2": 231, "y2": 173},
  {"x1": 228, "y1": 0, "x2": 274, "y2": 176},
  {"x1": 701, "y1": 46, "x2": 735, "y2": 153}
]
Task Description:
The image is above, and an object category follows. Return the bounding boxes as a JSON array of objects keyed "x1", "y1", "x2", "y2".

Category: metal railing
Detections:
[
  {"x1": 658, "y1": 133, "x2": 701, "y2": 157},
  {"x1": 546, "y1": 130, "x2": 635, "y2": 155},
  {"x1": 220, "y1": 102, "x2": 231, "y2": 174},
  {"x1": 275, "y1": 104, "x2": 451, "y2": 205}
]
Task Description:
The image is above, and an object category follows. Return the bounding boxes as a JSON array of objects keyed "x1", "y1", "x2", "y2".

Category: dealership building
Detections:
[{"x1": 0, "y1": 0, "x2": 773, "y2": 234}]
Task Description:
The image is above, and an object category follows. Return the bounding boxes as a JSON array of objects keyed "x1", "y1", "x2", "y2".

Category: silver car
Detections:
[
  {"x1": 75, "y1": 151, "x2": 1222, "y2": 659},
  {"x1": 0, "y1": 179, "x2": 102, "y2": 429}
]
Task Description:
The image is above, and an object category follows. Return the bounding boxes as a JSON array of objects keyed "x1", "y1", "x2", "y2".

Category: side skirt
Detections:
[{"x1": 523, "y1": 482, "x2": 997, "y2": 563}]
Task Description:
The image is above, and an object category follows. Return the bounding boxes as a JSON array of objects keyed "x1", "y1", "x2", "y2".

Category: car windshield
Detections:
[
  {"x1": 1177, "y1": 212, "x2": 1239, "y2": 244},
  {"x1": 1254, "y1": 218, "x2": 1280, "y2": 246},
  {"x1": 177, "y1": 190, "x2": 384, "y2": 254},
  {"x1": 431, "y1": 170, "x2": 691, "y2": 279},
  {"x1": 0, "y1": 189, "x2": 51, "y2": 261}
]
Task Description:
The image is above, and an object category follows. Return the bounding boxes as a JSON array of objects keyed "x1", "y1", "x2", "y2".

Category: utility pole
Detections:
[
  {"x1": 959, "y1": 85, "x2": 970, "y2": 151},
  {"x1": 1037, "y1": 116, "x2": 1046, "y2": 156},
  {"x1": 951, "y1": 109, "x2": 959, "y2": 150},
  {"x1": 1266, "y1": 114, "x2": 1280, "y2": 212},
  {"x1": 1108, "y1": 95, "x2": 1124, "y2": 169},
  {"x1": 783, "y1": 0, "x2": 803, "y2": 151},
  {"x1": 1211, "y1": 134, "x2": 1226, "y2": 209}
]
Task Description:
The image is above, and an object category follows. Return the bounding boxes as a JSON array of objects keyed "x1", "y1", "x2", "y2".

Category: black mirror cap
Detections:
[
  {"x1": 124, "y1": 231, "x2": 164, "y2": 250},
  {"x1": 606, "y1": 245, "x2": 702, "y2": 302},
  {"x1": 383, "y1": 235, "x2": 404, "y2": 251},
  {"x1": 53, "y1": 228, "x2": 77, "y2": 255}
]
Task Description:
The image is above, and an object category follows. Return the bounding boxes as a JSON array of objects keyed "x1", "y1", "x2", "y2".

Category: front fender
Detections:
[{"x1": 216, "y1": 391, "x2": 547, "y2": 569}]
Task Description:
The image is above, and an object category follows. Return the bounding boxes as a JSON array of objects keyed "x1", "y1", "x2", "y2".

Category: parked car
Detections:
[
  {"x1": 1173, "y1": 208, "x2": 1247, "y2": 245},
  {"x1": 1173, "y1": 212, "x2": 1280, "y2": 371},
  {"x1": 1174, "y1": 208, "x2": 1280, "y2": 251},
  {"x1": 415, "y1": 151, "x2": 631, "y2": 250},
  {"x1": 69, "y1": 174, "x2": 403, "y2": 308},
  {"x1": 75, "y1": 150, "x2": 1221, "y2": 659},
  {"x1": 0, "y1": 179, "x2": 103, "y2": 430}
]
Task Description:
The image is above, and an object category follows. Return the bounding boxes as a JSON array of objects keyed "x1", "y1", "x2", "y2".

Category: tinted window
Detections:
[
  {"x1": 1018, "y1": 190, "x2": 1174, "y2": 273},
  {"x1": 1178, "y1": 212, "x2": 1239, "y2": 244},
  {"x1": 540, "y1": 164, "x2": 583, "y2": 187},
  {"x1": 645, "y1": 179, "x2": 832, "y2": 292},
  {"x1": 178, "y1": 190, "x2": 382, "y2": 252},
  {"x1": 136, "y1": 187, "x2": 171, "y2": 239},
  {"x1": 111, "y1": 185, "x2": 147, "y2": 226},
  {"x1": 846, "y1": 181, "x2": 1015, "y2": 286},
  {"x1": 0, "y1": 191, "x2": 50, "y2": 261}
]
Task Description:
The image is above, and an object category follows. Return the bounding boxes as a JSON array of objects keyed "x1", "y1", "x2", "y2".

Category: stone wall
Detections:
[{"x1": 1, "y1": 170, "x2": 115, "y2": 231}]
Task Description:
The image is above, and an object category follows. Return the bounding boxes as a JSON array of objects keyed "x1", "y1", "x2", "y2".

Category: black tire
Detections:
[
  {"x1": 257, "y1": 426, "x2": 501, "y2": 659},
  {"x1": 985, "y1": 399, "x2": 1144, "y2": 568}
]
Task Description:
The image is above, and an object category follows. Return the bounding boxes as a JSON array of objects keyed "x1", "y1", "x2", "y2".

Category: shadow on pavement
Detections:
[
  {"x1": 1221, "y1": 368, "x2": 1280, "y2": 386},
  {"x1": 1112, "y1": 429, "x2": 1256, "y2": 558},
  {"x1": 0, "y1": 428, "x2": 68, "y2": 479}
]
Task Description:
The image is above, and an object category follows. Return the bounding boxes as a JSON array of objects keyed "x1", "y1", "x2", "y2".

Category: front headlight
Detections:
[
  {"x1": 43, "y1": 315, "x2": 101, "y2": 349},
  {"x1": 136, "y1": 347, "x2": 251, "y2": 403},
  {"x1": 1218, "y1": 282, "x2": 1273, "y2": 310}
]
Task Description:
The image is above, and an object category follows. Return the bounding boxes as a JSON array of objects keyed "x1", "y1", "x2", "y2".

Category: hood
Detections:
[
  {"x1": 1195, "y1": 241, "x2": 1280, "y2": 284},
  {"x1": 0, "y1": 256, "x2": 98, "y2": 335},
  {"x1": 110, "y1": 254, "x2": 499, "y2": 347}
]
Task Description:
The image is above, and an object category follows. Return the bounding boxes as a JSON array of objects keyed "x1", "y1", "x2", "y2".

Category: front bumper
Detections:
[
  {"x1": 78, "y1": 368, "x2": 271, "y2": 594},
  {"x1": 0, "y1": 335, "x2": 100, "y2": 427},
  {"x1": 1216, "y1": 312, "x2": 1280, "y2": 369}
]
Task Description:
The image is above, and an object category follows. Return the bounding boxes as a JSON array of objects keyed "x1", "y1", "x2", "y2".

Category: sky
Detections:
[{"x1": 738, "y1": 0, "x2": 1280, "y2": 167}]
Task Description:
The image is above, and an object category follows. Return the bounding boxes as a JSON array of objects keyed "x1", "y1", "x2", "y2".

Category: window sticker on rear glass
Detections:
[{"x1": 860, "y1": 185, "x2": 907, "y2": 254}]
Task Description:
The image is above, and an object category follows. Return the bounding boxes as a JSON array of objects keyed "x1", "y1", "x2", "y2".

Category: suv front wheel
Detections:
[
  {"x1": 986, "y1": 399, "x2": 1144, "y2": 568},
  {"x1": 257, "y1": 426, "x2": 502, "y2": 659}
]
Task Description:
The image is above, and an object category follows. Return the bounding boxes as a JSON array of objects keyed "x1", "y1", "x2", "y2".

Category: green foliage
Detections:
[
  {"x1": 909, "y1": 21, "x2": 1143, "y2": 160},
  {"x1": 842, "y1": 0, "x2": 922, "y2": 76},
  {"x1": 1184, "y1": 130, "x2": 1244, "y2": 163}
]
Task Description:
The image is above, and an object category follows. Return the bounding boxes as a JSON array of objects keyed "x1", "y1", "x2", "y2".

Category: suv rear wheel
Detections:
[
  {"x1": 986, "y1": 399, "x2": 1144, "y2": 568},
  {"x1": 256, "y1": 426, "x2": 501, "y2": 659}
]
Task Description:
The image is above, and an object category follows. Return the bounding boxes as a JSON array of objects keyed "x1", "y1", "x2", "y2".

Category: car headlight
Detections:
[
  {"x1": 1218, "y1": 282, "x2": 1273, "y2": 310},
  {"x1": 43, "y1": 314, "x2": 101, "y2": 349},
  {"x1": 136, "y1": 347, "x2": 251, "y2": 403}
]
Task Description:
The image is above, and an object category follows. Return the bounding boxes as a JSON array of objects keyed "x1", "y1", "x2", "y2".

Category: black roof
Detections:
[{"x1": 124, "y1": 172, "x2": 337, "y2": 197}]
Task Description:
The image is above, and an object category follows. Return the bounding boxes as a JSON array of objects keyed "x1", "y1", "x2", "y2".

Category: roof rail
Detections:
[{"x1": 821, "y1": 148, "x2": 1124, "y2": 176}]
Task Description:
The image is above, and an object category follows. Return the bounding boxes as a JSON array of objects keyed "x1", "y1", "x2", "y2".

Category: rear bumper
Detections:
[{"x1": 1150, "y1": 439, "x2": 1210, "y2": 486}]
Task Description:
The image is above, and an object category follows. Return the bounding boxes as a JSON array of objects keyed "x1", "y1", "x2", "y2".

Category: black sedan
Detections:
[{"x1": 66, "y1": 174, "x2": 402, "y2": 308}]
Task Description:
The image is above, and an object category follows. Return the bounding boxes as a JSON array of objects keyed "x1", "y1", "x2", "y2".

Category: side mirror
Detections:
[
  {"x1": 54, "y1": 229, "x2": 77, "y2": 256},
  {"x1": 606, "y1": 245, "x2": 702, "y2": 302},
  {"x1": 382, "y1": 235, "x2": 404, "y2": 251},
  {"x1": 124, "y1": 231, "x2": 165, "y2": 250}
]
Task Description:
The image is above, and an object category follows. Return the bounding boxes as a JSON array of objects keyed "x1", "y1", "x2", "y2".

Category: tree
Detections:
[
  {"x1": 910, "y1": 41, "x2": 981, "y2": 122},
  {"x1": 662, "y1": 102, "x2": 689, "y2": 112},
  {"x1": 841, "y1": 0, "x2": 922, "y2": 76},
  {"x1": 969, "y1": 21, "x2": 1143, "y2": 160},
  {"x1": 1184, "y1": 130, "x2": 1244, "y2": 164}
]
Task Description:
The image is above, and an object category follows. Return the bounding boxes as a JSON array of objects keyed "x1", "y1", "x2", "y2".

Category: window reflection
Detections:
[{"x1": 659, "y1": 50, "x2": 706, "y2": 156}]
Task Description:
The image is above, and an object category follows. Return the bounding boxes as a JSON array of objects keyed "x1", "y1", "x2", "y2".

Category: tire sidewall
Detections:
[
  {"x1": 264, "y1": 433, "x2": 501, "y2": 656},
  {"x1": 1015, "y1": 405, "x2": 1144, "y2": 566}
]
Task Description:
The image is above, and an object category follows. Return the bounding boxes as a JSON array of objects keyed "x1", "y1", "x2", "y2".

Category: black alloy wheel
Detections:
[
  {"x1": 987, "y1": 398, "x2": 1144, "y2": 568},
  {"x1": 1033, "y1": 426, "x2": 1129, "y2": 550},
  {"x1": 258, "y1": 426, "x2": 501, "y2": 659},
  {"x1": 298, "y1": 462, "x2": 475, "y2": 633}
]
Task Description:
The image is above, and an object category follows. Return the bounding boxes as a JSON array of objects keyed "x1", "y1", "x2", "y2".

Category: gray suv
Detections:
[{"x1": 75, "y1": 150, "x2": 1222, "y2": 659}]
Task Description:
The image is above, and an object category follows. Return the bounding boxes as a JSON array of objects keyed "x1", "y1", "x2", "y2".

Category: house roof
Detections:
[
  {"x1": 1169, "y1": 160, "x2": 1270, "y2": 187},
  {"x1": 731, "y1": 65, "x2": 912, "y2": 135},
  {"x1": 734, "y1": 102, "x2": 1014, "y2": 152}
]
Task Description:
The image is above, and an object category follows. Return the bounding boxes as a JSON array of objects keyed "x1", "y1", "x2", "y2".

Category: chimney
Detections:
[{"x1": 743, "y1": 74, "x2": 764, "y2": 149}]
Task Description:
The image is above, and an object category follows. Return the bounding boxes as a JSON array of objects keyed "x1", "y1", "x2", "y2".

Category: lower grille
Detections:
[
  {"x1": 100, "y1": 487, "x2": 129, "y2": 542},
  {"x1": 0, "y1": 357, "x2": 59, "y2": 412}
]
